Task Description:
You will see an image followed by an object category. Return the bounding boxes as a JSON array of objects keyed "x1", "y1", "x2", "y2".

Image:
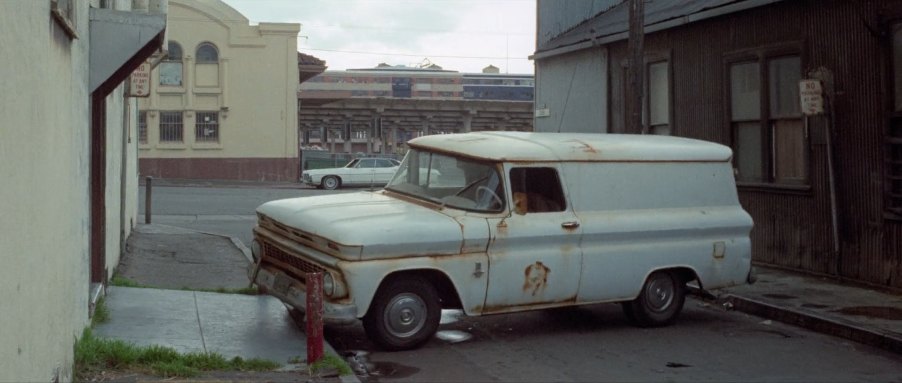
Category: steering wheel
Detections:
[{"x1": 476, "y1": 186, "x2": 502, "y2": 209}]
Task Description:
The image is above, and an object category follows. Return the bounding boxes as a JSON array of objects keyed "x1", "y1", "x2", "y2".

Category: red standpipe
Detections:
[{"x1": 306, "y1": 272, "x2": 324, "y2": 364}]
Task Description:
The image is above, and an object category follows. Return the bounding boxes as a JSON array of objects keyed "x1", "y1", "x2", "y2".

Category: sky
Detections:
[{"x1": 220, "y1": 0, "x2": 537, "y2": 74}]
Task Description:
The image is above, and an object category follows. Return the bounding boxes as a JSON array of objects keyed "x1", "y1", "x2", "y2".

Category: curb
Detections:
[
  {"x1": 721, "y1": 294, "x2": 902, "y2": 355},
  {"x1": 285, "y1": 307, "x2": 362, "y2": 383}
]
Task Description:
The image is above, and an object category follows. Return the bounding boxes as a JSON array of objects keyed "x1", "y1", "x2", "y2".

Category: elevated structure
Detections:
[{"x1": 298, "y1": 64, "x2": 535, "y2": 154}]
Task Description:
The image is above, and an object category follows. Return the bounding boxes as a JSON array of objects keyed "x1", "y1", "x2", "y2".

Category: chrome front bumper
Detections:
[{"x1": 248, "y1": 263, "x2": 358, "y2": 325}]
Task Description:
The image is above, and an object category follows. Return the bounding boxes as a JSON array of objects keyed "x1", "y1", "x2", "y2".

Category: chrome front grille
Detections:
[{"x1": 261, "y1": 240, "x2": 325, "y2": 282}]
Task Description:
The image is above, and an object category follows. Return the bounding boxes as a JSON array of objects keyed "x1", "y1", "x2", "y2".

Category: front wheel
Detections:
[
  {"x1": 322, "y1": 176, "x2": 340, "y2": 190},
  {"x1": 623, "y1": 270, "x2": 685, "y2": 327},
  {"x1": 363, "y1": 277, "x2": 441, "y2": 351}
]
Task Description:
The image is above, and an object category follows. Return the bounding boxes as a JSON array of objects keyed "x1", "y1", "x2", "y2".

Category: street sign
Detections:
[
  {"x1": 799, "y1": 79, "x2": 824, "y2": 115},
  {"x1": 129, "y1": 62, "x2": 151, "y2": 97}
]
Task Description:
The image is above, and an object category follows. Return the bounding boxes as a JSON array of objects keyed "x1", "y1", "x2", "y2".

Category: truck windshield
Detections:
[{"x1": 386, "y1": 149, "x2": 505, "y2": 213}]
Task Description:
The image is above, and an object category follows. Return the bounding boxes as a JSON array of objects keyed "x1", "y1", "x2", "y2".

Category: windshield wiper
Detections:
[{"x1": 454, "y1": 176, "x2": 488, "y2": 197}]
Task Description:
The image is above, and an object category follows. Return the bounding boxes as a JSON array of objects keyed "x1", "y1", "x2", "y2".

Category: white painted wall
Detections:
[
  {"x1": 534, "y1": 48, "x2": 609, "y2": 133},
  {"x1": 0, "y1": 1, "x2": 143, "y2": 380},
  {"x1": 105, "y1": 87, "x2": 140, "y2": 275},
  {"x1": 0, "y1": 2, "x2": 91, "y2": 381}
]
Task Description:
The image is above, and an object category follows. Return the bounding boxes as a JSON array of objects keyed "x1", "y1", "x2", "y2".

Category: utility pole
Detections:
[{"x1": 627, "y1": 0, "x2": 645, "y2": 134}]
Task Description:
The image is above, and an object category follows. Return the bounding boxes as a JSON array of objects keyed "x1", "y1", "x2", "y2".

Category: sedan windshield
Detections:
[{"x1": 386, "y1": 149, "x2": 505, "y2": 212}]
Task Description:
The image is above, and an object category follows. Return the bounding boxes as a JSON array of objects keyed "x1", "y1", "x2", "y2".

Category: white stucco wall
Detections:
[
  {"x1": 0, "y1": 2, "x2": 91, "y2": 381},
  {"x1": 138, "y1": 0, "x2": 299, "y2": 160},
  {"x1": 534, "y1": 48, "x2": 609, "y2": 133},
  {"x1": 105, "y1": 87, "x2": 140, "y2": 275},
  {"x1": 0, "y1": 1, "x2": 143, "y2": 381}
]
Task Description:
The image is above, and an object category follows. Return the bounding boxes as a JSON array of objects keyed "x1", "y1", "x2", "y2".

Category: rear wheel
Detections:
[
  {"x1": 623, "y1": 270, "x2": 685, "y2": 327},
  {"x1": 363, "y1": 277, "x2": 440, "y2": 351},
  {"x1": 322, "y1": 176, "x2": 340, "y2": 190}
]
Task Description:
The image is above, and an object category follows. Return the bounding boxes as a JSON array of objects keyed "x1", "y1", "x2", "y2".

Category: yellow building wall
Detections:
[{"x1": 138, "y1": 0, "x2": 300, "y2": 181}]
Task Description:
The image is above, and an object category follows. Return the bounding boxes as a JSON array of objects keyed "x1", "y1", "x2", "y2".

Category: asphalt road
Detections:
[
  {"x1": 139, "y1": 183, "x2": 902, "y2": 382},
  {"x1": 138, "y1": 183, "x2": 357, "y2": 245}
]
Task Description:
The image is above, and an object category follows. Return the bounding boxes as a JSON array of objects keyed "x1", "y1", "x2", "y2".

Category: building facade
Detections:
[
  {"x1": 535, "y1": 0, "x2": 902, "y2": 290},
  {"x1": 298, "y1": 65, "x2": 535, "y2": 155},
  {"x1": 0, "y1": 0, "x2": 165, "y2": 380},
  {"x1": 138, "y1": 0, "x2": 302, "y2": 181}
]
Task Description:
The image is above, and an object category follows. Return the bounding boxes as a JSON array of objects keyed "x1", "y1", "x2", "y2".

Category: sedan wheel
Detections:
[{"x1": 322, "y1": 176, "x2": 340, "y2": 190}]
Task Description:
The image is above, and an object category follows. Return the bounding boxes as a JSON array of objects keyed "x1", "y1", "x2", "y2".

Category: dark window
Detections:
[
  {"x1": 647, "y1": 61, "x2": 671, "y2": 135},
  {"x1": 376, "y1": 159, "x2": 396, "y2": 168},
  {"x1": 160, "y1": 41, "x2": 183, "y2": 86},
  {"x1": 729, "y1": 54, "x2": 807, "y2": 186},
  {"x1": 358, "y1": 159, "x2": 377, "y2": 168},
  {"x1": 888, "y1": 24, "x2": 902, "y2": 217},
  {"x1": 159, "y1": 111, "x2": 183, "y2": 143},
  {"x1": 195, "y1": 112, "x2": 219, "y2": 142},
  {"x1": 196, "y1": 43, "x2": 219, "y2": 63},
  {"x1": 138, "y1": 111, "x2": 147, "y2": 144},
  {"x1": 509, "y1": 167, "x2": 566, "y2": 214}
]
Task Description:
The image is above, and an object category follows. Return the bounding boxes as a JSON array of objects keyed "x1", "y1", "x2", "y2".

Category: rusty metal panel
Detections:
[{"x1": 604, "y1": 0, "x2": 902, "y2": 288}]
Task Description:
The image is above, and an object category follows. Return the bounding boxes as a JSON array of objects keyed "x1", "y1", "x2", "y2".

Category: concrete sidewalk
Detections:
[
  {"x1": 717, "y1": 267, "x2": 902, "y2": 355},
  {"x1": 94, "y1": 223, "x2": 354, "y2": 381}
]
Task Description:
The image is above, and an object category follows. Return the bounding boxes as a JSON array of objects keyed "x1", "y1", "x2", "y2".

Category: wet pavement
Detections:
[
  {"x1": 718, "y1": 267, "x2": 902, "y2": 354},
  {"x1": 95, "y1": 223, "x2": 359, "y2": 382},
  {"x1": 99, "y1": 215, "x2": 902, "y2": 381},
  {"x1": 94, "y1": 286, "x2": 308, "y2": 363}
]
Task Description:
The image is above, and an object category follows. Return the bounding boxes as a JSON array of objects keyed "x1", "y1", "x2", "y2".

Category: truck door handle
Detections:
[{"x1": 562, "y1": 221, "x2": 580, "y2": 229}]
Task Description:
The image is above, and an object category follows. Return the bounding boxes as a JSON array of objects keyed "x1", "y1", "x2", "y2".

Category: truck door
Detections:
[{"x1": 483, "y1": 165, "x2": 582, "y2": 313}]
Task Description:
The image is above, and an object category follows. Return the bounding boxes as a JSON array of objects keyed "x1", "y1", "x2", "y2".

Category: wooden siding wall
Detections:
[{"x1": 605, "y1": 0, "x2": 902, "y2": 288}]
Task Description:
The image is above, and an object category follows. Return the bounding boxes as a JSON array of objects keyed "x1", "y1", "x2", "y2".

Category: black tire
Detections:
[
  {"x1": 624, "y1": 270, "x2": 685, "y2": 327},
  {"x1": 322, "y1": 176, "x2": 340, "y2": 190},
  {"x1": 363, "y1": 277, "x2": 441, "y2": 351}
]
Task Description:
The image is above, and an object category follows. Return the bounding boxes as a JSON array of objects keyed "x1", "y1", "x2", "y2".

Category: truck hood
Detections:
[{"x1": 257, "y1": 191, "x2": 463, "y2": 260}]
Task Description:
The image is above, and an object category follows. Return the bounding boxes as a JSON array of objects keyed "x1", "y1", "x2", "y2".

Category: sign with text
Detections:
[
  {"x1": 129, "y1": 62, "x2": 151, "y2": 97},
  {"x1": 534, "y1": 108, "x2": 550, "y2": 118},
  {"x1": 799, "y1": 79, "x2": 824, "y2": 116}
]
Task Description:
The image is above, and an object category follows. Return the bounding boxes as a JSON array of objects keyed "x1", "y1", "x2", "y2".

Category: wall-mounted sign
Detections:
[
  {"x1": 129, "y1": 62, "x2": 151, "y2": 97},
  {"x1": 535, "y1": 108, "x2": 550, "y2": 118},
  {"x1": 799, "y1": 79, "x2": 824, "y2": 116}
]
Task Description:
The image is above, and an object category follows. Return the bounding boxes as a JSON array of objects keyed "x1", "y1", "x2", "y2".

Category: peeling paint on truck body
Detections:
[{"x1": 249, "y1": 132, "x2": 753, "y2": 346}]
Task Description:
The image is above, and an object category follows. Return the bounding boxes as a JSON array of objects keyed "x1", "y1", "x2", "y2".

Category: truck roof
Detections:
[{"x1": 407, "y1": 132, "x2": 733, "y2": 163}]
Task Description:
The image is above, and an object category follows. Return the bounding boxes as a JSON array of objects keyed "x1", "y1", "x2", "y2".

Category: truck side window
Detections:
[{"x1": 509, "y1": 167, "x2": 566, "y2": 214}]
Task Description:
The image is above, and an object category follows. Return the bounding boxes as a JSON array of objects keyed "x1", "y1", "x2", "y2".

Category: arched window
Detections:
[
  {"x1": 160, "y1": 41, "x2": 183, "y2": 86},
  {"x1": 194, "y1": 42, "x2": 220, "y2": 87},
  {"x1": 167, "y1": 41, "x2": 183, "y2": 61},
  {"x1": 196, "y1": 43, "x2": 218, "y2": 63}
]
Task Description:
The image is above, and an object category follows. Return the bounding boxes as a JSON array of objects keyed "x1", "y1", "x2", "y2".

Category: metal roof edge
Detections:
[{"x1": 532, "y1": 0, "x2": 784, "y2": 61}]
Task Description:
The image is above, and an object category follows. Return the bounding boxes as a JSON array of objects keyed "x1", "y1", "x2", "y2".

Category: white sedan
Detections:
[{"x1": 302, "y1": 158, "x2": 401, "y2": 190}]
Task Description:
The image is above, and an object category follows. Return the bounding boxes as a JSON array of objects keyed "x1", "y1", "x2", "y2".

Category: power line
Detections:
[
  {"x1": 166, "y1": 16, "x2": 532, "y2": 36},
  {"x1": 303, "y1": 48, "x2": 532, "y2": 60}
]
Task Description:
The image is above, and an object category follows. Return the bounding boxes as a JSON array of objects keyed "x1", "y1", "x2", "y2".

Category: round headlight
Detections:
[
  {"x1": 322, "y1": 272, "x2": 335, "y2": 297},
  {"x1": 251, "y1": 240, "x2": 262, "y2": 262}
]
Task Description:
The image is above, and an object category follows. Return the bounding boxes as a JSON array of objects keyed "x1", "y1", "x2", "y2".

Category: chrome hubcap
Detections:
[
  {"x1": 646, "y1": 276, "x2": 674, "y2": 312},
  {"x1": 384, "y1": 293, "x2": 427, "y2": 338}
]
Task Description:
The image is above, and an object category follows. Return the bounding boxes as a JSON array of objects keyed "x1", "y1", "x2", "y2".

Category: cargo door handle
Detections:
[{"x1": 562, "y1": 221, "x2": 580, "y2": 229}]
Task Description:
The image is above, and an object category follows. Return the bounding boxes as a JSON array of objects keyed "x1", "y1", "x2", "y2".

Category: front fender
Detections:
[{"x1": 339, "y1": 253, "x2": 489, "y2": 318}]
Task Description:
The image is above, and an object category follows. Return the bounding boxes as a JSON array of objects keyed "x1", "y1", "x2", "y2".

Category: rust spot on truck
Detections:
[
  {"x1": 481, "y1": 295, "x2": 577, "y2": 315},
  {"x1": 522, "y1": 261, "x2": 550, "y2": 296},
  {"x1": 565, "y1": 139, "x2": 598, "y2": 154}
]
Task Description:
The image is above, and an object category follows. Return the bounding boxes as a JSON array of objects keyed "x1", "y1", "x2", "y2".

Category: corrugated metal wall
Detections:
[{"x1": 604, "y1": 0, "x2": 902, "y2": 288}]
